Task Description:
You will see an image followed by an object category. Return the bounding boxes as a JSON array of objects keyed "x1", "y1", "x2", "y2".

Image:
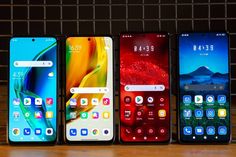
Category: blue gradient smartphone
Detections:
[
  {"x1": 8, "y1": 37, "x2": 58, "y2": 145},
  {"x1": 178, "y1": 32, "x2": 231, "y2": 144}
]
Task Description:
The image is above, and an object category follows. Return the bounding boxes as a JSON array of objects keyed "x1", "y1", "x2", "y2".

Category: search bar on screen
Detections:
[
  {"x1": 184, "y1": 84, "x2": 225, "y2": 91},
  {"x1": 14, "y1": 61, "x2": 53, "y2": 67},
  {"x1": 124, "y1": 85, "x2": 165, "y2": 92},
  {"x1": 70, "y1": 87, "x2": 109, "y2": 94}
]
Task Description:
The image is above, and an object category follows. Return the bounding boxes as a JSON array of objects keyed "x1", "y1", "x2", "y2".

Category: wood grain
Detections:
[{"x1": 0, "y1": 145, "x2": 236, "y2": 157}]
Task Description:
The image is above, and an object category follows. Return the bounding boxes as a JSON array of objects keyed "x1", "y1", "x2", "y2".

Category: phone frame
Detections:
[
  {"x1": 177, "y1": 32, "x2": 231, "y2": 144},
  {"x1": 63, "y1": 35, "x2": 115, "y2": 145},
  {"x1": 118, "y1": 32, "x2": 172, "y2": 144},
  {"x1": 8, "y1": 36, "x2": 59, "y2": 145}
]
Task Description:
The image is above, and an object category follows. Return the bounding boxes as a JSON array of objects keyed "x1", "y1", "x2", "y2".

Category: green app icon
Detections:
[
  {"x1": 25, "y1": 112, "x2": 30, "y2": 118},
  {"x1": 81, "y1": 112, "x2": 88, "y2": 119}
]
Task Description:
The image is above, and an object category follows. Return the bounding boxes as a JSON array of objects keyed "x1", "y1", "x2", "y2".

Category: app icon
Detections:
[
  {"x1": 91, "y1": 98, "x2": 99, "y2": 106},
  {"x1": 25, "y1": 112, "x2": 30, "y2": 118},
  {"x1": 35, "y1": 128, "x2": 42, "y2": 135},
  {"x1": 35, "y1": 111, "x2": 43, "y2": 119},
  {"x1": 136, "y1": 128, "x2": 143, "y2": 135},
  {"x1": 35, "y1": 98, "x2": 42, "y2": 105},
  {"x1": 92, "y1": 112, "x2": 99, "y2": 119},
  {"x1": 206, "y1": 109, "x2": 215, "y2": 118},
  {"x1": 124, "y1": 96, "x2": 131, "y2": 104},
  {"x1": 24, "y1": 98, "x2": 31, "y2": 105},
  {"x1": 160, "y1": 97, "x2": 165, "y2": 102},
  {"x1": 147, "y1": 128, "x2": 155, "y2": 135},
  {"x1": 23, "y1": 128, "x2": 31, "y2": 135},
  {"x1": 13, "y1": 111, "x2": 20, "y2": 119},
  {"x1": 80, "y1": 112, "x2": 88, "y2": 119},
  {"x1": 125, "y1": 128, "x2": 132, "y2": 135},
  {"x1": 218, "y1": 126, "x2": 227, "y2": 135},
  {"x1": 103, "y1": 128, "x2": 110, "y2": 136},
  {"x1": 103, "y1": 112, "x2": 110, "y2": 119},
  {"x1": 92, "y1": 128, "x2": 99, "y2": 136},
  {"x1": 12, "y1": 128, "x2": 20, "y2": 136},
  {"x1": 13, "y1": 98, "x2": 20, "y2": 105},
  {"x1": 206, "y1": 95, "x2": 214, "y2": 104},
  {"x1": 48, "y1": 72, "x2": 54, "y2": 77},
  {"x1": 183, "y1": 95, "x2": 191, "y2": 104},
  {"x1": 159, "y1": 127, "x2": 167, "y2": 135},
  {"x1": 69, "y1": 98, "x2": 77, "y2": 108},
  {"x1": 147, "y1": 110, "x2": 154, "y2": 118},
  {"x1": 136, "y1": 110, "x2": 143, "y2": 117},
  {"x1": 81, "y1": 128, "x2": 88, "y2": 136},
  {"x1": 147, "y1": 97, "x2": 154, "y2": 103},
  {"x1": 46, "y1": 128, "x2": 53, "y2": 136},
  {"x1": 183, "y1": 109, "x2": 192, "y2": 118},
  {"x1": 206, "y1": 126, "x2": 215, "y2": 135},
  {"x1": 46, "y1": 111, "x2": 53, "y2": 119},
  {"x1": 135, "y1": 96, "x2": 143, "y2": 104},
  {"x1": 194, "y1": 95, "x2": 203, "y2": 104},
  {"x1": 80, "y1": 98, "x2": 88, "y2": 106},
  {"x1": 124, "y1": 110, "x2": 131, "y2": 118},
  {"x1": 218, "y1": 109, "x2": 227, "y2": 118},
  {"x1": 183, "y1": 126, "x2": 192, "y2": 135},
  {"x1": 158, "y1": 109, "x2": 166, "y2": 118},
  {"x1": 46, "y1": 98, "x2": 53, "y2": 105},
  {"x1": 70, "y1": 129, "x2": 77, "y2": 136},
  {"x1": 195, "y1": 109, "x2": 203, "y2": 118},
  {"x1": 103, "y1": 98, "x2": 110, "y2": 105},
  {"x1": 70, "y1": 112, "x2": 77, "y2": 119},
  {"x1": 218, "y1": 95, "x2": 226, "y2": 104},
  {"x1": 195, "y1": 126, "x2": 204, "y2": 135}
]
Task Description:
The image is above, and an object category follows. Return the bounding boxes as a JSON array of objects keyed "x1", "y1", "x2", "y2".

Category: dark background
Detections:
[{"x1": 0, "y1": 0, "x2": 236, "y2": 144}]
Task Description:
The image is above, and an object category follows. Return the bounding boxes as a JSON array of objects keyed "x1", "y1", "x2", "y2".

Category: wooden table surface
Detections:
[{"x1": 0, "y1": 144, "x2": 235, "y2": 157}]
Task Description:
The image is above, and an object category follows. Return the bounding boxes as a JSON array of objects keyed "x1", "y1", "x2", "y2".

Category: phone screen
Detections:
[
  {"x1": 9, "y1": 37, "x2": 57, "y2": 143},
  {"x1": 65, "y1": 37, "x2": 113, "y2": 142},
  {"x1": 120, "y1": 33, "x2": 170, "y2": 143},
  {"x1": 178, "y1": 33, "x2": 230, "y2": 143}
]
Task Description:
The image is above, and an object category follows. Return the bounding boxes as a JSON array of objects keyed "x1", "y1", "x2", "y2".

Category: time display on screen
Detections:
[
  {"x1": 68, "y1": 45, "x2": 82, "y2": 52},
  {"x1": 12, "y1": 71, "x2": 24, "y2": 79},
  {"x1": 134, "y1": 45, "x2": 155, "y2": 52},
  {"x1": 193, "y1": 44, "x2": 214, "y2": 52}
]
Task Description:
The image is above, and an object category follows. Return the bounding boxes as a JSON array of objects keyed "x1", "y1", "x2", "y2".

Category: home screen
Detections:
[
  {"x1": 9, "y1": 37, "x2": 57, "y2": 142},
  {"x1": 179, "y1": 33, "x2": 230, "y2": 143},
  {"x1": 66, "y1": 37, "x2": 113, "y2": 142},
  {"x1": 120, "y1": 33, "x2": 170, "y2": 142}
]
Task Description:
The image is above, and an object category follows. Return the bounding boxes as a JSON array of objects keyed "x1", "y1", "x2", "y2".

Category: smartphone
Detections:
[
  {"x1": 119, "y1": 33, "x2": 170, "y2": 143},
  {"x1": 178, "y1": 32, "x2": 231, "y2": 144},
  {"x1": 65, "y1": 36, "x2": 114, "y2": 144},
  {"x1": 8, "y1": 37, "x2": 58, "y2": 145}
]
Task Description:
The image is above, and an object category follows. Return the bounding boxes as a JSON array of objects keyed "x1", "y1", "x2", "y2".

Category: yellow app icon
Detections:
[
  {"x1": 46, "y1": 111, "x2": 53, "y2": 119},
  {"x1": 158, "y1": 109, "x2": 166, "y2": 118},
  {"x1": 103, "y1": 112, "x2": 110, "y2": 119},
  {"x1": 218, "y1": 109, "x2": 226, "y2": 118}
]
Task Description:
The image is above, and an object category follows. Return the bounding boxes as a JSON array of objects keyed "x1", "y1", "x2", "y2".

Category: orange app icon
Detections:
[{"x1": 158, "y1": 109, "x2": 166, "y2": 118}]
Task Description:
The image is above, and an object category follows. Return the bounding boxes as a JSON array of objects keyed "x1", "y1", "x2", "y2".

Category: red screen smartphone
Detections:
[{"x1": 119, "y1": 33, "x2": 170, "y2": 143}]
